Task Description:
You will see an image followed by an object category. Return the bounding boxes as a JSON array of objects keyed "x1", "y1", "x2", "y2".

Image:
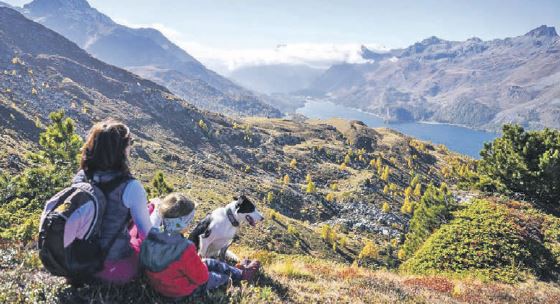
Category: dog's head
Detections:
[{"x1": 233, "y1": 195, "x2": 264, "y2": 227}]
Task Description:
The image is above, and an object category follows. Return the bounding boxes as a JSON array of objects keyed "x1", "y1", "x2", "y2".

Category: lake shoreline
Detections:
[
  {"x1": 296, "y1": 99, "x2": 498, "y2": 158},
  {"x1": 320, "y1": 100, "x2": 497, "y2": 133}
]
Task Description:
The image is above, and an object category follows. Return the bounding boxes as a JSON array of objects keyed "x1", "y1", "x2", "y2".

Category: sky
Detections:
[{"x1": 4, "y1": 0, "x2": 560, "y2": 73}]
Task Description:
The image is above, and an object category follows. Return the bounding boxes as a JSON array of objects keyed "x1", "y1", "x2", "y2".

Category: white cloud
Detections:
[
  {"x1": 182, "y1": 42, "x2": 388, "y2": 74},
  {"x1": 114, "y1": 18, "x2": 387, "y2": 74}
]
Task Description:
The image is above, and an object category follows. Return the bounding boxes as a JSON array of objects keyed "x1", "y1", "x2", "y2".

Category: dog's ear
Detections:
[{"x1": 235, "y1": 196, "x2": 256, "y2": 213}]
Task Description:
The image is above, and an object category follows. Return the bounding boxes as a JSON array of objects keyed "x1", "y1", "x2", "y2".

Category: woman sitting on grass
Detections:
[
  {"x1": 78, "y1": 120, "x2": 153, "y2": 284},
  {"x1": 140, "y1": 193, "x2": 260, "y2": 298}
]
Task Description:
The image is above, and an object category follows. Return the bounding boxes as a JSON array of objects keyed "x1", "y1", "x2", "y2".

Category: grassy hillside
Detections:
[{"x1": 2, "y1": 112, "x2": 560, "y2": 303}]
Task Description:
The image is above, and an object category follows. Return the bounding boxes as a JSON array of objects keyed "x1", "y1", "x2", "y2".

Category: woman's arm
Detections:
[{"x1": 122, "y1": 180, "x2": 152, "y2": 238}]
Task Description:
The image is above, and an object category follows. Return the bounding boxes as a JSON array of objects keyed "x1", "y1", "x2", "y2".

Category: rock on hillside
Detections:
[
  {"x1": 19, "y1": 0, "x2": 281, "y2": 118},
  {"x1": 304, "y1": 26, "x2": 560, "y2": 131}
]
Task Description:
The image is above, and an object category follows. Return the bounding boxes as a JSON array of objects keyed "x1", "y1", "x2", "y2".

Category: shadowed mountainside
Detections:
[{"x1": 18, "y1": 0, "x2": 281, "y2": 118}]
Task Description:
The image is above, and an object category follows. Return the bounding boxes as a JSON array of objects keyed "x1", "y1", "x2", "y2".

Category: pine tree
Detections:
[
  {"x1": 339, "y1": 236, "x2": 348, "y2": 248},
  {"x1": 321, "y1": 224, "x2": 331, "y2": 241},
  {"x1": 290, "y1": 158, "x2": 297, "y2": 169},
  {"x1": 306, "y1": 181, "x2": 316, "y2": 193},
  {"x1": 401, "y1": 197, "x2": 413, "y2": 215},
  {"x1": 400, "y1": 183, "x2": 455, "y2": 260},
  {"x1": 404, "y1": 186, "x2": 412, "y2": 198},
  {"x1": 478, "y1": 124, "x2": 560, "y2": 206},
  {"x1": 381, "y1": 165, "x2": 390, "y2": 181},
  {"x1": 1, "y1": 110, "x2": 83, "y2": 240},
  {"x1": 383, "y1": 185, "x2": 389, "y2": 194},
  {"x1": 413, "y1": 183, "x2": 422, "y2": 197},
  {"x1": 382, "y1": 202, "x2": 391, "y2": 213},
  {"x1": 359, "y1": 240, "x2": 379, "y2": 260},
  {"x1": 376, "y1": 157, "x2": 383, "y2": 173},
  {"x1": 27, "y1": 110, "x2": 82, "y2": 173},
  {"x1": 146, "y1": 171, "x2": 174, "y2": 199},
  {"x1": 329, "y1": 229, "x2": 337, "y2": 245},
  {"x1": 411, "y1": 175, "x2": 420, "y2": 188},
  {"x1": 283, "y1": 174, "x2": 291, "y2": 186}
]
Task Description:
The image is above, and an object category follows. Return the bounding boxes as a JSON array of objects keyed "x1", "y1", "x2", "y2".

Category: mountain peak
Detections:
[
  {"x1": 0, "y1": 1, "x2": 13, "y2": 9},
  {"x1": 420, "y1": 36, "x2": 443, "y2": 45},
  {"x1": 24, "y1": 0, "x2": 91, "y2": 11},
  {"x1": 525, "y1": 25, "x2": 558, "y2": 38}
]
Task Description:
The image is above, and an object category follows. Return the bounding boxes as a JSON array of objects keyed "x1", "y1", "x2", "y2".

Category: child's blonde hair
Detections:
[{"x1": 159, "y1": 193, "x2": 196, "y2": 219}]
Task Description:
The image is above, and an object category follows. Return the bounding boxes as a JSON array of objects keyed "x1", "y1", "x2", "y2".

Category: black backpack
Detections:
[{"x1": 38, "y1": 174, "x2": 131, "y2": 279}]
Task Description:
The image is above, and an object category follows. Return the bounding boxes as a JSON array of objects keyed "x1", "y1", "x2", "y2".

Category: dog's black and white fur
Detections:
[{"x1": 188, "y1": 195, "x2": 263, "y2": 260}]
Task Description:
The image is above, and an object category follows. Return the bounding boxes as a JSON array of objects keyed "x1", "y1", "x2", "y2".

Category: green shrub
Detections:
[
  {"x1": 400, "y1": 183, "x2": 455, "y2": 259},
  {"x1": 543, "y1": 217, "x2": 560, "y2": 267},
  {"x1": 401, "y1": 200, "x2": 531, "y2": 283}
]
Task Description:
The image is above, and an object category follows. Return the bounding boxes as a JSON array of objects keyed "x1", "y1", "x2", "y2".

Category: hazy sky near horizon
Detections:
[{"x1": 5, "y1": 0, "x2": 560, "y2": 72}]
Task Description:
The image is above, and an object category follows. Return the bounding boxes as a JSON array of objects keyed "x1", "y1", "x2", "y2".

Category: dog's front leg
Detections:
[
  {"x1": 219, "y1": 240, "x2": 239, "y2": 262},
  {"x1": 225, "y1": 250, "x2": 239, "y2": 263},
  {"x1": 218, "y1": 245, "x2": 228, "y2": 261},
  {"x1": 198, "y1": 235, "x2": 212, "y2": 258}
]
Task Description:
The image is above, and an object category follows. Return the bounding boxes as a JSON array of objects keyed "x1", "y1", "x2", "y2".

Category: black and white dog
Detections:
[{"x1": 188, "y1": 195, "x2": 264, "y2": 260}]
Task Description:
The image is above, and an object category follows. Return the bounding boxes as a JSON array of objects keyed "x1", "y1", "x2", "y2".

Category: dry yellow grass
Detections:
[{"x1": 228, "y1": 246, "x2": 560, "y2": 304}]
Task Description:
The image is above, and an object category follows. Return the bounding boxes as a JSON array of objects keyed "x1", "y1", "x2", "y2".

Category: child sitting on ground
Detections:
[{"x1": 139, "y1": 193, "x2": 260, "y2": 298}]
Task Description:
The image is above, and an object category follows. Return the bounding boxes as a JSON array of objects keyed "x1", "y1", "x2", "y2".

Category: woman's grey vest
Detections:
[{"x1": 74, "y1": 170, "x2": 134, "y2": 261}]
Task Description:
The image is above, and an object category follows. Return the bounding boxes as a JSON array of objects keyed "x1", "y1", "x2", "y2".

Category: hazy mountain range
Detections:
[
  {"x1": 228, "y1": 63, "x2": 326, "y2": 95},
  {"x1": 302, "y1": 26, "x2": 560, "y2": 131},
  {"x1": 13, "y1": 0, "x2": 281, "y2": 118}
]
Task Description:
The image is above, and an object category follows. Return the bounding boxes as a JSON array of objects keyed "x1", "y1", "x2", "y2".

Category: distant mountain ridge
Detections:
[
  {"x1": 229, "y1": 64, "x2": 326, "y2": 94},
  {"x1": 19, "y1": 0, "x2": 281, "y2": 117},
  {"x1": 304, "y1": 26, "x2": 560, "y2": 130}
]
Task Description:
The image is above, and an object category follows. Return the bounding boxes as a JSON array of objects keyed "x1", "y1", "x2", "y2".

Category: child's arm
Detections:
[
  {"x1": 179, "y1": 244, "x2": 209, "y2": 285},
  {"x1": 149, "y1": 198, "x2": 162, "y2": 228}
]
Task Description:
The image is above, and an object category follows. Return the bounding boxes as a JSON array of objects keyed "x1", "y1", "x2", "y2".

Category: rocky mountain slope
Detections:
[
  {"x1": 17, "y1": 0, "x2": 281, "y2": 118},
  {"x1": 303, "y1": 26, "x2": 560, "y2": 131}
]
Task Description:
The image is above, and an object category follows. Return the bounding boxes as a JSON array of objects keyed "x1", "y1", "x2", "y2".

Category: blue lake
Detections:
[{"x1": 296, "y1": 100, "x2": 498, "y2": 158}]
